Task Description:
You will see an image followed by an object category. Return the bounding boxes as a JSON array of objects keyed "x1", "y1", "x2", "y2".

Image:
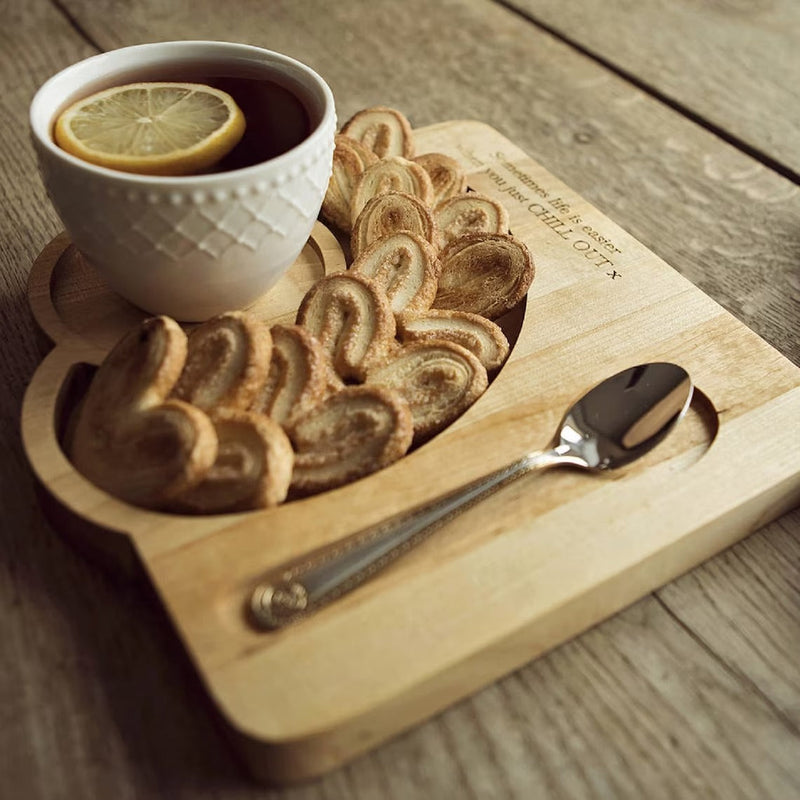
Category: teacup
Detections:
[{"x1": 30, "y1": 41, "x2": 336, "y2": 321}]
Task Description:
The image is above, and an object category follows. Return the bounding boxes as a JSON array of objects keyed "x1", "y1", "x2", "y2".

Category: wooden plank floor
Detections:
[
  {"x1": 2, "y1": 1, "x2": 798, "y2": 798},
  {"x1": 505, "y1": 0, "x2": 800, "y2": 180}
]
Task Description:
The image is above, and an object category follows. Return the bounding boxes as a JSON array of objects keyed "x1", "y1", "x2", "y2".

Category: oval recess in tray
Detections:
[{"x1": 30, "y1": 221, "x2": 527, "y2": 516}]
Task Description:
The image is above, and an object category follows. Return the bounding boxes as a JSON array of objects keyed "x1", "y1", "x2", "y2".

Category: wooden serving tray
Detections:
[{"x1": 22, "y1": 121, "x2": 800, "y2": 785}]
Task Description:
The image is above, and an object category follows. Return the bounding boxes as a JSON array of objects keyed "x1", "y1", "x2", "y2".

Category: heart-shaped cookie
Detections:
[
  {"x1": 288, "y1": 385, "x2": 413, "y2": 496},
  {"x1": 250, "y1": 324, "x2": 340, "y2": 429},
  {"x1": 171, "y1": 408, "x2": 294, "y2": 513},
  {"x1": 296, "y1": 272, "x2": 396, "y2": 382},
  {"x1": 434, "y1": 233, "x2": 535, "y2": 320},
  {"x1": 351, "y1": 156, "x2": 434, "y2": 223},
  {"x1": 321, "y1": 134, "x2": 379, "y2": 233},
  {"x1": 365, "y1": 340, "x2": 488, "y2": 442},
  {"x1": 415, "y1": 152, "x2": 467, "y2": 206},
  {"x1": 396, "y1": 308, "x2": 510, "y2": 371},
  {"x1": 434, "y1": 192, "x2": 510, "y2": 250},
  {"x1": 70, "y1": 316, "x2": 218, "y2": 509},
  {"x1": 340, "y1": 106, "x2": 415, "y2": 159},
  {"x1": 350, "y1": 231, "x2": 441, "y2": 316},
  {"x1": 172, "y1": 311, "x2": 272, "y2": 412},
  {"x1": 350, "y1": 191, "x2": 437, "y2": 260}
]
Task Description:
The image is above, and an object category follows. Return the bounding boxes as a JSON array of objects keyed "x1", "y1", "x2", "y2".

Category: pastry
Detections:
[
  {"x1": 172, "y1": 311, "x2": 271, "y2": 412},
  {"x1": 70, "y1": 316, "x2": 218, "y2": 509},
  {"x1": 296, "y1": 272, "x2": 396, "y2": 382},
  {"x1": 396, "y1": 309, "x2": 510, "y2": 371},
  {"x1": 350, "y1": 156, "x2": 434, "y2": 223},
  {"x1": 340, "y1": 106, "x2": 415, "y2": 159},
  {"x1": 171, "y1": 408, "x2": 294, "y2": 513},
  {"x1": 365, "y1": 341, "x2": 488, "y2": 442},
  {"x1": 250, "y1": 324, "x2": 338, "y2": 429},
  {"x1": 321, "y1": 134, "x2": 379, "y2": 233},
  {"x1": 350, "y1": 190, "x2": 437, "y2": 260},
  {"x1": 78, "y1": 314, "x2": 188, "y2": 414},
  {"x1": 88, "y1": 400, "x2": 218, "y2": 509},
  {"x1": 350, "y1": 231, "x2": 441, "y2": 316},
  {"x1": 434, "y1": 232, "x2": 535, "y2": 320},
  {"x1": 414, "y1": 152, "x2": 467, "y2": 206},
  {"x1": 434, "y1": 192, "x2": 509, "y2": 250},
  {"x1": 289, "y1": 385, "x2": 413, "y2": 496}
]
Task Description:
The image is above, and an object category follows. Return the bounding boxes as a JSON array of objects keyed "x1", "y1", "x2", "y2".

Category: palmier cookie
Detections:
[
  {"x1": 70, "y1": 316, "x2": 218, "y2": 509},
  {"x1": 434, "y1": 192, "x2": 509, "y2": 250},
  {"x1": 171, "y1": 409, "x2": 294, "y2": 513},
  {"x1": 289, "y1": 385, "x2": 413, "y2": 497},
  {"x1": 296, "y1": 272, "x2": 396, "y2": 382},
  {"x1": 350, "y1": 231, "x2": 440, "y2": 316},
  {"x1": 172, "y1": 311, "x2": 271, "y2": 412},
  {"x1": 414, "y1": 152, "x2": 467, "y2": 206},
  {"x1": 321, "y1": 135, "x2": 379, "y2": 233},
  {"x1": 397, "y1": 309, "x2": 510, "y2": 372},
  {"x1": 249, "y1": 324, "x2": 338, "y2": 429},
  {"x1": 350, "y1": 156, "x2": 434, "y2": 225},
  {"x1": 365, "y1": 341, "x2": 488, "y2": 442},
  {"x1": 434, "y1": 233, "x2": 535, "y2": 320},
  {"x1": 350, "y1": 191, "x2": 437, "y2": 261},
  {"x1": 340, "y1": 106, "x2": 414, "y2": 159}
]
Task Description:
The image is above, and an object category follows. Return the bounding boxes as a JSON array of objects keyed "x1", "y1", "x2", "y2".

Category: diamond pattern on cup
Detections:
[
  {"x1": 45, "y1": 145, "x2": 334, "y2": 261},
  {"x1": 238, "y1": 219, "x2": 274, "y2": 250}
]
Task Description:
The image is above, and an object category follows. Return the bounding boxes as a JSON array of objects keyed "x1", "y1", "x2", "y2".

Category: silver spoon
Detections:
[{"x1": 250, "y1": 362, "x2": 693, "y2": 629}]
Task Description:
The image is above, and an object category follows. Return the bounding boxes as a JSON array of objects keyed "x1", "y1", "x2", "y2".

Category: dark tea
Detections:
[
  {"x1": 83, "y1": 60, "x2": 315, "y2": 173},
  {"x1": 210, "y1": 75, "x2": 311, "y2": 171}
]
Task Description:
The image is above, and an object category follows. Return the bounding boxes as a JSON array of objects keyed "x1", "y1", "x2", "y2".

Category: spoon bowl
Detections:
[
  {"x1": 552, "y1": 362, "x2": 693, "y2": 469},
  {"x1": 251, "y1": 362, "x2": 694, "y2": 628}
]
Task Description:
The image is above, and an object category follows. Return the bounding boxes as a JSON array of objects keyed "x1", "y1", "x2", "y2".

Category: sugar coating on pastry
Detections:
[
  {"x1": 434, "y1": 232, "x2": 535, "y2": 320},
  {"x1": 171, "y1": 408, "x2": 294, "y2": 513},
  {"x1": 86, "y1": 399, "x2": 218, "y2": 509},
  {"x1": 321, "y1": 134, "x2": 379, "y2": 233},
  {"x1": 172, "y1": 311, "x2": 272, "y2": 412},
  {"x1": 434, "y1": 192, "x2": 510, "y2": 250},
  {"x1": 289, "y1": 385, "x2": 414, "y2": 496},
  {"x1": 250, "y1": 324, "x2": 335, "y2": 429},
  {"x1": 340, "y1": 106, "x2": 415, "y2": 159},
  {"x1": 350, "y1": 156, "x2": 434, "y2": 225},
  {"x1": 396, "y1": 309, "x2": 510, "y2": 371},
  {"x1": 415, "y1": 152, "x2": 467, "y2": 206},
  {"x1": 296, "y1": 272, "x2": 396, "y2": 382},
  {"x1": 70, "y1": 316, "x2": 218, "y2": 509},
  {"x1": 365, "y1": 340, "x2": 488, "y2": 442},
  {"x1": 350, "y1": 231, "x2": 441, "y2": 316},
  {"x1": 77, "y1": 315, "x2": 188, "y2": 415},
  {"x1": 350, "y1": 191, "x2": 437, "y2": 261}
]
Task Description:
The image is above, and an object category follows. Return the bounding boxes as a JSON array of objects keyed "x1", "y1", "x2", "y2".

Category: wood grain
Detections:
[
  {"x1": 659, "y1": 506, "x2": 800, "y2": 726},
  {"x1": 2, "y1": 0, "x2": 798, "y2": 797},
  {"x1": 505, "y1": 0, "x2": 800, "y2": 179},
  {"x1": 20, "y1": 120, "x2": 800, "y2": 785}
]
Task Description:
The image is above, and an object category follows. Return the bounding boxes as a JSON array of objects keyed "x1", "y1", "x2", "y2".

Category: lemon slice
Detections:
[{"x1": 54, "y1": 82, "x2": 246, "y2": 176}]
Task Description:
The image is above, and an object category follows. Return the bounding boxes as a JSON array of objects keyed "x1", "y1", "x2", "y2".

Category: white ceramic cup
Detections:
[{"x1": 30, "y1": 41, "x2": 336, "y2": 321}]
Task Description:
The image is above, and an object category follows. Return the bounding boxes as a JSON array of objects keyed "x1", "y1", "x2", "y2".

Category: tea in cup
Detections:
[{"x1": 30, "y1": 41, "x2": 337, "y2": 321}]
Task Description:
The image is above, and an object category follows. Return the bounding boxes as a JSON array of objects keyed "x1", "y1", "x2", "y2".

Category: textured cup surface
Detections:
[{"x1": 30, "y1": 41, "x2": 336, "y2": 321}]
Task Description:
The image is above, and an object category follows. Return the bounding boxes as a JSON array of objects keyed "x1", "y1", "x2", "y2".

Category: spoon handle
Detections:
[{"x1": 250, "y1": 445, "x2": 572, "y2": 629}]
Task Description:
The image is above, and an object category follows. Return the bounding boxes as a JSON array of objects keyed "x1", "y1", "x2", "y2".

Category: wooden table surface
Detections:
[{"x1": 3, "y1": 1, "x2": 798, "y2": 798}]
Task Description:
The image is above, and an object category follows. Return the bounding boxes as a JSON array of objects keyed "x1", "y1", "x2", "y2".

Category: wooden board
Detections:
[{"x1": 21, "y1": 121, "x2": 800, "y2": 785}]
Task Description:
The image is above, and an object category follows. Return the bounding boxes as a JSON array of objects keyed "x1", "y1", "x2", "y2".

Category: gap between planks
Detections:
[{"x1": 490, "y1": 0, "x2": 800, "y2": 185}]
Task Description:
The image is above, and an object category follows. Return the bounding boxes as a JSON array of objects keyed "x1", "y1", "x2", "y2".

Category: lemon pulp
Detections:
[{"x1": 54, "y1": 82, "x2": 246, "y2": 175}]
